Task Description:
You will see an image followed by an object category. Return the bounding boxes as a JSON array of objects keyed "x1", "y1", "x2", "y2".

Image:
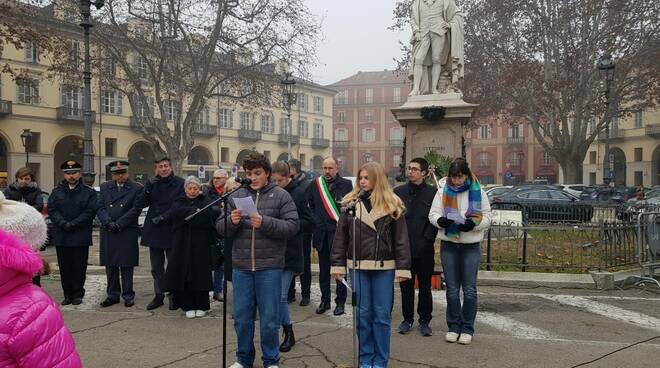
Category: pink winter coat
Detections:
[{"x1": 0, "y1": 230, "x2": 83, "y2": 367}]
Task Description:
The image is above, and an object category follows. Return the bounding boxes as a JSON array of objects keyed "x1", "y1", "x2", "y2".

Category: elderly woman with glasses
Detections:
[
  {"x1": 164, "y1": 176, "x2": 218, "y2": 318},
  {"x1": 205, "y1": 169, "x2": 230, "y2": 301}
]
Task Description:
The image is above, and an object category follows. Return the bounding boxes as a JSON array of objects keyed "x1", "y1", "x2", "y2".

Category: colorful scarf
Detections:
[{"x1": 441, "y1": 175, "x2": 483, "y2": 239}]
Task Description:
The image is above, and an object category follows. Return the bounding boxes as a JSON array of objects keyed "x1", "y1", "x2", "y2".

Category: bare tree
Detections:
[
  {"x1": 392, "y1": 0, "x2": 660, "y2": 183},
  {"x1": 49, "y1": 0, "x2": 320, "y2": 172}
]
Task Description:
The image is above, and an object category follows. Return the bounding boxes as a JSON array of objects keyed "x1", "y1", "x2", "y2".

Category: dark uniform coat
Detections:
[
  {"x1": 97, "y1": 179, "x2": 143, "y2": 267},
  {"x1": 394, "y1": 182, "x2": 439, "y2": 259},
  {"x1": 163, "y1": 194, "x2": 216, "y2": 292},
  {"x1": 308, "y1": 175, "x2": 353, "y2": 251},
  {"x1": 47, "y1": 181, "x2": 97, "y2": 247},
  {"x1": 137, "y1": 174, "x2": 185, "y2": 249},
  {"x1": 284, "y1": 178, "x2": 314, "y2": 274}
]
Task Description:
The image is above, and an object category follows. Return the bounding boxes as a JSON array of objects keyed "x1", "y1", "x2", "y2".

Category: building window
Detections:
[
  {"x1": 280, "y1": 118, "x2": 292, "y2": 135},
  {"x1": 313, "y1": 96, "x2": 323, "y2": 113},
  {"x1": 511, "y1": 152, "x2": 521, "y2": 167},
  {"x1": 364, "y1": 153, "x2": 374, "y2": 163},
  {"x1": 589, "y1": 151, "x2": 596, "y2": 164},
  {"x1": 221, "y1": 147, "x2": 229, "y2": 162},
  {"x1": 589, "y1": 172, "x2": 596, "y2": 186},
  {"x1": 634, "y1": 171, "x2": 643, "y2": 187},
  {"x1": 542, "y1": 151, "x2": 552, "y2": 166},
  {"x1": 24, "y1": 42, "x2": 38, "y2": 63},
  {"x1": 478, "y1": 125, "x2": 492, "y2": 139},
  {"x1": 393, "y1": 87, "x2": 401, "y2": 103},
  {"x1": 390, "y1": 127, "x2": 403, "y2": 140},
  {"x1": 508, "y1": 124, "x2": 521, "y2": 138},
  {"x1": 299, "y1": 120, "x2": 308, "y2": 138},
  {"x1": 634, "y1": 147, "x2": 643, "y2": 162},
  {"x1": 105, "y1": 138, "x2": 117, "y2": 157},
  {"x1": 240, "y1": 112, "x2": 254, "y2": 130},
  {"x1": 366, "y1": 110, "x2": 374, "y2": 122},
  {"x1": 261, "y1": 114, "x2": 273, "y2": 133},
  {"x1": 365, "y1": 88, "x2": 373, "y2": 104},
  {"x1": 134, "y1": 55, "x2": 149, "y2": 79},
  {"x1": 105, "y1": 57, "x2": 117, "y2": 77},
  {"x1": 134, "y1": 96, "x2": 155, "y2": 117},
  {"x1": 337, "y1": 111, "x2": 346, "y2": 123},
  {"x1": 61, "y1": 85, "x2": 81, "y2": 110},
  {"x1": 634, "y1": 111, "x2": 643, "y2": 128},
  {"x1": 67, "y1": 40, "x2": 80, "y2": 62},
  {"x1": 17, "y1": 78, "x2": 40, "y2": 104},
  {"x1": 362, "y1": 128, "x2": 376, "y2": 143},
  {"x1": 218, "y1": 109, "x2": 233, "y2": 128},
  {"x1": 263, "y1": 150, "x2": 271, "y2": 160},
  {"x1": 162, "y1": 100, "x2": 178, "y2": 120},
  {"x1": 479, "y1": 152, "x2": 489, "y2": 167},
  {"x1": 297, "y1": 93, "x2": 308, "y2": 112},
  {"x1": 393, "y1": 154, "x2": 402, "y2": 168},
  {"x1": 313, "y1": 121, "x2": 323, "y2": 138},
  {"x1": 335, "y1": 128, "x2": 348, "y2": 141},
  {"x1": 192, "y1": 107, "x2": 210, "y2": 126},
  {"x1": 299, "y1": 153, "x2": 306, "y2": 166},
  {"x1": 335, "y1": 89, "x2": 348, "y2": 105}
]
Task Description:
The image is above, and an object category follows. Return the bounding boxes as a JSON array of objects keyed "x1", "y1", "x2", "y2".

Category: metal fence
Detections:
[{"x1": 483, "y1": 202, "x2": 660, "y2": 273}]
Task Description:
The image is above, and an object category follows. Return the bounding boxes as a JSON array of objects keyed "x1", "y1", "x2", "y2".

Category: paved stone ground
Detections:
[{"x1": 39, "y1": 242, "x2": 660, "y2": 368}]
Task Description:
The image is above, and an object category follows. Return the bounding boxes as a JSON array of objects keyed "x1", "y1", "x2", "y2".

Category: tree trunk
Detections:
[{"x1": 561, "y1": 159, "x2": 583, "y2": 184}]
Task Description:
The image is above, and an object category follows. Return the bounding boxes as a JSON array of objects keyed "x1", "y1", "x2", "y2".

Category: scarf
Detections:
[{"x1": 441, "y1": 175, "x2": 482, "y2": 239}]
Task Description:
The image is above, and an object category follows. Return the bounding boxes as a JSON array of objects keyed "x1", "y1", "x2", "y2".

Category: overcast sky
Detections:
[{"x1": 304, "y1": 0, "x2": 408, "y2": 86}]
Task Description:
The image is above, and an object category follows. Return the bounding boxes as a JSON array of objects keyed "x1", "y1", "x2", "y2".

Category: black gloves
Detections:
[
  {"x1": 106, "y1": 222, "x2": 121, "y2": 233},
  {"x1": 62, "y1": 222, "x2": 74, "y2": 231},
  {"x1": 436, "y1": 217, "x2": 454, "y2": 228},
  {"x1": 148, "y1": 176, "x2": 160, "y2": 185},
  {"x1": 457, "y1": 219, "x2": 476, "y2": 232},
  {"x1": 151, "y1": 215, "x2": 165, "y2": 225}
]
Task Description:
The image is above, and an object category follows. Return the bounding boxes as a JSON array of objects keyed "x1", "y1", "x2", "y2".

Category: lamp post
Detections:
[
  {"x1": 79, "y1": 0, "x2": 104, "y2": 186},
  {"x1": 598, "y1": 53, "x2": 615, "y2": 186},
  {"x1": 280, "y1": 71, "x2": 296, "y2": 161},
  {"x1": 20, "y1": 129, "x2": 32, "y2": 166}
]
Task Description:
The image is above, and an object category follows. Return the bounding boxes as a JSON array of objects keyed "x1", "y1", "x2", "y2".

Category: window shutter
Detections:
[{"x1": 117, "y1": 93, "x2": 123, "y2": 115}]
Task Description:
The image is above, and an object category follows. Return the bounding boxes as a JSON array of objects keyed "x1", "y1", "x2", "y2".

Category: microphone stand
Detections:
[
  {"x1": 184, "y1": 183, "x2": 246, "y2": 368},
  {"x1": 345, "y1": 197, "x2": 363, "y2": 368}
]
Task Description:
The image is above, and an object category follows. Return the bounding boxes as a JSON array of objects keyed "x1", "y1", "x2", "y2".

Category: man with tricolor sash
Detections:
[{"x1": 308, "y1": 157, "x2": 352, "y2": 315}]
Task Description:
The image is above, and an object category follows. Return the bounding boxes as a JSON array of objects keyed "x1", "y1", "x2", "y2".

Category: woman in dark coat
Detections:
[
  {"x1": 3, "y1": 167, "x2": 44, "y2": 212},
  {"x1": 163, "y1": 176, "x2": 216, "y2": 318}
]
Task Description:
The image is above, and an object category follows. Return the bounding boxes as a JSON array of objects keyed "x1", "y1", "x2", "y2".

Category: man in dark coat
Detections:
[
  {"x1": 308, "y1": 157, "x2": 352, "y2": 315},
  {"x1": 136, "y1": 157, "x2": 185, "y2": 310},
  {"x1": 287, "y1": 159, "x2": 314, "y2": 306},
  {"x1": 97, "y1": 160, "x2": 143, "y2": 308},
  {"x1": 393, "y1": 158, "x2": 439, "y2": 337},
  {"x1": 47, "y1": 160, "x2": 98, "y2": 305}
]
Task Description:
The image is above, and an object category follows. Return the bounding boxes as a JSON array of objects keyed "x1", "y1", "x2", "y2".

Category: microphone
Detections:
[
  {"x1": 235, "y1": 177, "x2": 251, "y2": 187},
  {"x1": 345, "y1": 190, "x2": 368, "y2": 211}
]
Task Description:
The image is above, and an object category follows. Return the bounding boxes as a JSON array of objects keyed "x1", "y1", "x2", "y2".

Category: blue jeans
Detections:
[
  {"x1": 440, "y1": 241, "x2": 481, "y2": 335},
  {"x1": 213, "y1": 265, "x2": 224, "y2": 294},
  {"x1": 349, "y1": 269, "x2": 395, "y2": 368},
  {"x1": 280, "y1": 270, "x2": 294, "y2": 326},
  {"x1": 232, "y1": 269, "x2": 282, "y2": 367}
]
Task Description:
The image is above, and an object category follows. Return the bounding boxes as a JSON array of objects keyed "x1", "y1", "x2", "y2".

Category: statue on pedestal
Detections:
[{"x1": 408, "y1": 0, "x2": 465, "y2": 96}]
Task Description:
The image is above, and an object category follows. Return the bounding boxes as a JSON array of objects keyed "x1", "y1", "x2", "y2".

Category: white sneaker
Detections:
[
  {"x1": 195, "y1": 310, "x2": 206, "y2": 317},
  {"x1": 185, "y1": 310, "x2": 196, "y2": 319},
  {"x1": 265, "y1": 365, "x2": 279, "y2": 368},
  {"x1": 228, "y1": 363, "x2": 245, "y2": 368},
  {"x1": 445, "y1": 332, "x2": 459, "y2": 343},
  {"x1": 458, "y1": 333, "x2": 473, "y2": 345}
]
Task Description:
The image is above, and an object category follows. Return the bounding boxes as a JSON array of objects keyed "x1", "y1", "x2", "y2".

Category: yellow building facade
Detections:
[
  {"x1": 0, "y1": 25, "x2": 334, "y2": 193},
  {"x1": 582, "y1": 108, "x2": 660, "y2": 187}
]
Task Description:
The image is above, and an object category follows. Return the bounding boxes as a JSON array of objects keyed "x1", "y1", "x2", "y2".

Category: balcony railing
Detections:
[
  {"x1": 597, "y1": 129, "x2": 624, "y2": 142},
  {"x1": 277, "y1": 133, "x2": 300, "y2": 145},
  {"x1": 506, "y1": 136, "x2": 525, "y2": 145},
  {"x1": 645, "y1": 124, "x2": 660, "y2": 138},
  {"x1": 238, "y1": 129, "x2": 261, "y2": 142},
  {"x1": 56, "y1": 106, "x2": 96, "y2": 123},
  {"x1": 130, "y1": 116, "x2": 165, "y2": 130},
  {"x1": 334, "y1": 140, "x2": 350, "y2": 148},
  {"x1": 390, "y1": 139, "x2": 404, "y2": 147},
  {"x1": 193, "y1": 124, "x2": 217, "y2": 137},
  {"x1": 0, "y1": 99, "x2": 12, "y2": 116},
  {"x1": 312, "y1": 137, "x2": 330, "y2": 148}
]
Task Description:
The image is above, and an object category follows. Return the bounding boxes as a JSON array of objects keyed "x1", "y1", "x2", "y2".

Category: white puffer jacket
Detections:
[{"x1": 428, "y1": 177, "x2": 492, "y2": 244}]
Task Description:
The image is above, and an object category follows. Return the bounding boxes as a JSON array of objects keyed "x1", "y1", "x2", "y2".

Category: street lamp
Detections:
[
  {"x1": 598, "y1": 53, "x2": 615, "y2": 186},
  {"x1": 79, "y1": 0, "x2": 104, "y2": 186},
  {"x1": 280, "y1": 71, "x2": 296, "y2": 161},
  {"x1": 20, "y1": 129, "x2": 32, "y2": 166}
]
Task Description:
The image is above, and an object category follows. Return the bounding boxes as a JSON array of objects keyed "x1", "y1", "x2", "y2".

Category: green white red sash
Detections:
[{"x1": 316, "y1": 176, "x2": 340, "y2": 222}]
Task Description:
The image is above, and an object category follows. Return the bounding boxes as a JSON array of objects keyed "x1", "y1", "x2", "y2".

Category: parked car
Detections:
[
  {"x1": 493, "y1": 188, "x2": 593, "y2": 223},
  {"x1": 486, "y1": 186, "x2": 513, "y2": 202},
  {"x1": 580, "y1": 186, "x2": 636, "y2": 203},
  {"x1": 556, "y1": 184, "x2": 589, "y2": 197}
]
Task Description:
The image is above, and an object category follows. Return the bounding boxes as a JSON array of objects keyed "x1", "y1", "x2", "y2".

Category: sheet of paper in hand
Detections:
[
  {"x1": 234, "y1": 196, "x2": 259, "y2": 216},
  {"x1": 447, "y1": 212, "x2": 465, "y2": 224}
]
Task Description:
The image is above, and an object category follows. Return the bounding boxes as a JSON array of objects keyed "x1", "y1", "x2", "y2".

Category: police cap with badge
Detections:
[
  {"x1": 108, "y1": 160, "x2": 130, "y2": 174},
  {"x1": 60, "y1": 160, "x2": 82, "y2": 173}
]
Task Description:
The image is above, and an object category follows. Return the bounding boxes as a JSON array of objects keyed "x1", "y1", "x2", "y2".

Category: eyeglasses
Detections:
[
  {"x1": 407, "y1": 167, "x2": 421, "y2": 172},
  {"x1": 213, "y1": 177, "x2": 227, "y2": 180}
]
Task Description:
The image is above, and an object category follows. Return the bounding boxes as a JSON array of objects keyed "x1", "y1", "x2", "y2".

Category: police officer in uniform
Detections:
[
  {"x1": 97, "y1": 161, "x2": 143, "y2": 307},
  {"x1": 47, "y1": 160, "x2": 98, "y2": 305}
]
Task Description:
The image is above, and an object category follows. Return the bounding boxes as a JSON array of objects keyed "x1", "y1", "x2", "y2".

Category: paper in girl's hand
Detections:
[
  {"x1": 340, "y1": 277, "x2": 352, "y2": 291},
  {"x1": 447, "y1": 212, "x2": 465, "y2": 224}
]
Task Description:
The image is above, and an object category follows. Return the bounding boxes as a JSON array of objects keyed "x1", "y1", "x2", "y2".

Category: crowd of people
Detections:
[{"x1": 0, "y1": 153, "x2": 491, "y2": 368}]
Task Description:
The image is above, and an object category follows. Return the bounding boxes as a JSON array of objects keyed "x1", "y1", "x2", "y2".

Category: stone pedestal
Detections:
[{"x1": 391, "y1": 93, "x2": 478, "y2": 160}]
